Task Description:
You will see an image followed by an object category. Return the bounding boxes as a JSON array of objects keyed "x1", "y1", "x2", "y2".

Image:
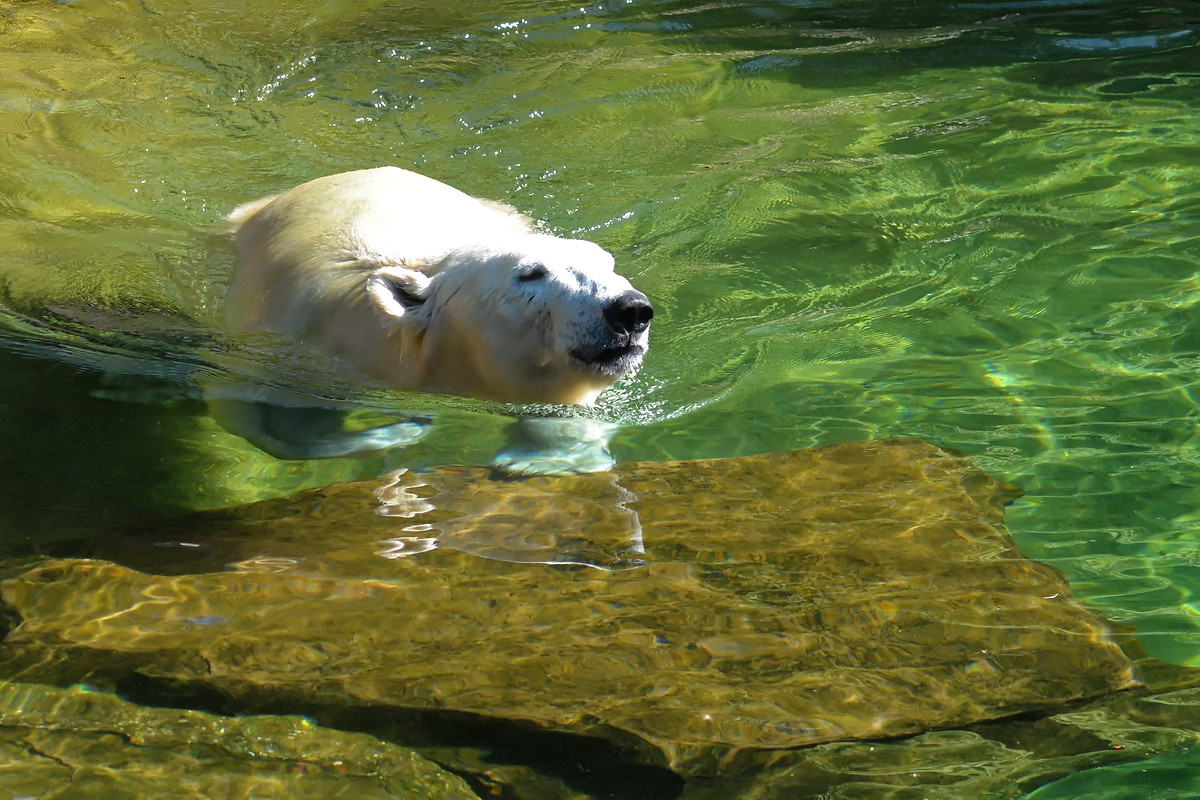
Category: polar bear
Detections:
[
  {"x1": 224, "y1": 167, "x2": 652, "y2": 405},
  {"x1": 216, "y1": 167, "x2": 652, "y2": 470}
]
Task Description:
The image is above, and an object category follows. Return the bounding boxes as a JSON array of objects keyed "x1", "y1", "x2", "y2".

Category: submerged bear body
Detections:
[{"x1": 224, "y1": 167, "x2": 652, "y2": 405}]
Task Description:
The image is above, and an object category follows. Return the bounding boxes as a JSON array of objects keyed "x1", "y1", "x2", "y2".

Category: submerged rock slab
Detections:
[
  {"x1": 0, "y1": 681, "x2": 475, "y2": 799},
  {"x1": 678, "y1": 675, "x2": 1200, "y2": 799},
  {"x1": 1, "y1": 439, "x2": 1138, "y2": 776}
]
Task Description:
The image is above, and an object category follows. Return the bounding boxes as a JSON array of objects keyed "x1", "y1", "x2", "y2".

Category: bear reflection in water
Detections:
[{"x1": 211, "y1": 167, "x2": 652, "y2": 475}]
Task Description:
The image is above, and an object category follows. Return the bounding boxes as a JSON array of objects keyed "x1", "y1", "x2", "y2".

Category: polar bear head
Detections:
[{"x1": 365, "y1": 234, "x2": 652, "y2": 406}]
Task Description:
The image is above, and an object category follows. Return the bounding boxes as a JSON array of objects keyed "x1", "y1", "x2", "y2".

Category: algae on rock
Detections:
[
  {"x1": 1, "y1": 440, "x2": 1139, "y2": 777},
  {"x1": 0, "y1": 681, "x2": 476, "y2": 799}
]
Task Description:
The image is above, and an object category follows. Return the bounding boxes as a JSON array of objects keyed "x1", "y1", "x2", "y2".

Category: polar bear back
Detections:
[{"x1": 224, "y1": 167, "x2": 534, "y2": 336}]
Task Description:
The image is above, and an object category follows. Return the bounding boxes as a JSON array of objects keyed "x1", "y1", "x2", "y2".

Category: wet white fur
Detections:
[{"x1": 224, "y1": 167, "x2": 647, "y2": 405}]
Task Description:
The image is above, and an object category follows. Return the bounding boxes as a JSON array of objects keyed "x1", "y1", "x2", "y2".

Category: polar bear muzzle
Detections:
[
  {"x1": 605, "y1": 290, "x2": 655, "y2": 337},
  {"x1": 569, "y1": 290, "x2": 654, "y2": 377}
]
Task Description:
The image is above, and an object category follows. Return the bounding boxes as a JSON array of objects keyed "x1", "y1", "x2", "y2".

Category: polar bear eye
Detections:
[{"x1": 516, "y1": 264, "x2": 549, "y2": 283}]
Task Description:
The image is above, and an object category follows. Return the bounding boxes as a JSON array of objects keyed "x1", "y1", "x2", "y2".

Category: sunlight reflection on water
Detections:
[{"x1": 1, "y1": 0, "x2": 1200, "y2": 795}]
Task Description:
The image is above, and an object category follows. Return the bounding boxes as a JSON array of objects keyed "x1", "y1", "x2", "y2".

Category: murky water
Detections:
[{"x1": 2, "y1": 0, "x2": 1200, "y2": 794}]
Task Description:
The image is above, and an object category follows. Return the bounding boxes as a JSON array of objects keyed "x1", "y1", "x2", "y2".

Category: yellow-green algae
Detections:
[
  {"x1": 2, "y1": 440, "x2": 1138, "y2": 777},
  {"x1": 0, "y1": 681, "x2": 475, "y2": 799}
]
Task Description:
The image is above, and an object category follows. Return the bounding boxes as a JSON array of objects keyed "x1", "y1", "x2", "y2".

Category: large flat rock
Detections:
[
  {"x1": 1, "y1": 439, "x2": 1138, "y2": 776},
  {"x1": 0, "y1": 681, "x2": 474, "y2": 798}
]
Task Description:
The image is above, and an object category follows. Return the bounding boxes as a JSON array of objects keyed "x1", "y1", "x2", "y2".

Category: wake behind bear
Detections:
[{"x1": 214, "y1": 167, "x2": 653, "y2": 473}]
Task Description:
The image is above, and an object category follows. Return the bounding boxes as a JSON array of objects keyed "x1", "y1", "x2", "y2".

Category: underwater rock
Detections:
[
  {"x1": 0, "y1": 439, "x2": 1139, "y2": 776},
  {"x1": 0, "y1": 681, "x2": 475, "y2": 798},
  {"x1": 676, "y1": 679, "x2": 1200, "y2": 799}
]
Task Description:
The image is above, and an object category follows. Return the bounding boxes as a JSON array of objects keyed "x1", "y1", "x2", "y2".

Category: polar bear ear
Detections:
[{"x1": 367, "y1": 266, "x2": 431, "y2": 325}]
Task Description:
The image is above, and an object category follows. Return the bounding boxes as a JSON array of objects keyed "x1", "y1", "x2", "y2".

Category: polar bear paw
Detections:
[
  {"x1": 491, "y1": 417, "x2": 619, "y2": 477},
  {"x1": 209, "y1": 397, "x2": 432, "y2": 461}
]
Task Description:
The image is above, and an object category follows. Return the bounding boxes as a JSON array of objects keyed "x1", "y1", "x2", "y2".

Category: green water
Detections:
[{"x1": 2, "y1": 0, "x2": 1200, "y2": 793}]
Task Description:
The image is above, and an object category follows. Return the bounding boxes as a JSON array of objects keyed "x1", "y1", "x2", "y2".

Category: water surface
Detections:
[{"x1": 2, "y1": 0, "x2": 1199, "y2": 793}]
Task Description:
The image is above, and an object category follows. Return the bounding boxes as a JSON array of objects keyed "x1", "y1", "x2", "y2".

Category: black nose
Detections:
[{"x1": 604, "y1": 291, "x2": 654, "y2": 336}]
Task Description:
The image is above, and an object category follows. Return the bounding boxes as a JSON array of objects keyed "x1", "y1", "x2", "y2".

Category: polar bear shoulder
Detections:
[{"x1": 223, "y1": 167, "x2": 534, "y2": 336}]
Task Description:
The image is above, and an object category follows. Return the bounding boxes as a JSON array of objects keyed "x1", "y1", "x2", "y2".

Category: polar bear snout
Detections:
[
  {"x1": 603, "y1": 290, "x2": 654, "y2": 336},
  {"x1": 568, "y1": 290, "x2": 652, "y2": 378}
]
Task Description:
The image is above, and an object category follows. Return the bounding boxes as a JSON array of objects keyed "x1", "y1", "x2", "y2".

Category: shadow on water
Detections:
[
  {"x1": 597, "y1": 1, "x2": 1200, "y2": 90},
  {"x1": 114, "y1": 670, "x2": 687, "y2": 800},
  {"x1": 0, "y1": 344, "x2": 205, "y2": 552}
]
